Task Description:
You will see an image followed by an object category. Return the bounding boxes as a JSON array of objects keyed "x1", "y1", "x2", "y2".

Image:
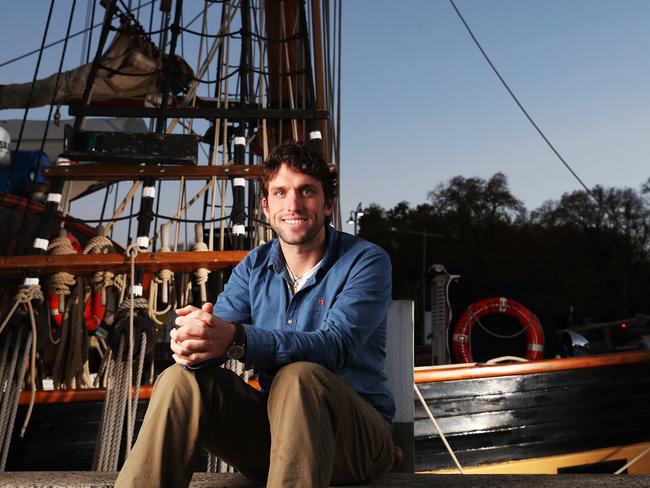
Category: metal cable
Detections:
[
  {"x1": 448, "y1": 0, "x2": 601, "y2": 206},
  {"x1": 35, "y1": 0, "x2": 79, "y2": 180}
]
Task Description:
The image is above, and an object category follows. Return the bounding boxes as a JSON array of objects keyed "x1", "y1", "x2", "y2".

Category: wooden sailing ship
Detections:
[
  {"x1": 413, "y1": 265, "x2": 650, "y2": 474},
  {"x1": 2, "y1": 0, "x2": 649, "y2": 478},
  {"x1": 0, "y1": 0, "x2": 342, "y2": 472}
]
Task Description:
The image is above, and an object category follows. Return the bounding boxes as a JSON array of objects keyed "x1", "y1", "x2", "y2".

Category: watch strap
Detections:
[{"x1": 227, "y1": 323, "x2": 246, "y2": 361}]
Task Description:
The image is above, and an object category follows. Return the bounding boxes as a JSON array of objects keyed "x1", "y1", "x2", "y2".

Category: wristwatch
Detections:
[{"x1": 226, "y1": 322, "x2": 246, "y2": 361}]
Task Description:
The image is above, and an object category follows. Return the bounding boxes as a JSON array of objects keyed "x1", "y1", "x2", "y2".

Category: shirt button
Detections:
[{"x1": 287, "y1": 319, "x2": 293, "y2": 325}]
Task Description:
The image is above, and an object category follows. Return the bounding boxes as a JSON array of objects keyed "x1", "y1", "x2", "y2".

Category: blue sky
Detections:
[
  {"x1": 1, "y1": 1, "x2": 649, "y2": 232},
  {"x1": 340, "y1": 0, "x2": 650, "y2": 222}
]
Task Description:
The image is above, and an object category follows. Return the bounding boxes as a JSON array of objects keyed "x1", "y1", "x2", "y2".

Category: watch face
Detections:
[{"x1": 227, "y1": 344, "x2": 245, "y2": 360}]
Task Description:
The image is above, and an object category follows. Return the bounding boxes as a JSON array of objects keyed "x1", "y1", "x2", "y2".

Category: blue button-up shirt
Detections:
[{"x1": 214, "y1": 226, "x2": 395, "y2": 424}]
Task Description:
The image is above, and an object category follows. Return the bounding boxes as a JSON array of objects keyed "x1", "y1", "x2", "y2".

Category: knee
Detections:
[
  {"x1": 268, "y1": 362, "x2": 332, "y2": 408},
  {"x1": 151, "y1": 364, "x2": 199, "y2": 401},
  {"x1": 155, "y1": 364, "x2": 194, "y2": 390},
  {"x1": 272, "y1": 361, "x2": 330, "y2": 389}
]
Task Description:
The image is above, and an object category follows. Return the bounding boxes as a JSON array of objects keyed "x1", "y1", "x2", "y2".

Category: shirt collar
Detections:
[{"x1": 266, "y1": 224, "x2": 339, "y2": 276}]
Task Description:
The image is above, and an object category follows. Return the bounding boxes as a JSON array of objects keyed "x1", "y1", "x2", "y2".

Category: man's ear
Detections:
[
  {"x1": 325, "y1": 198, "x2": 334, "y2": 217},
  {"x1": 262, "y1": 197, "x2": 269, "y2": 217}
]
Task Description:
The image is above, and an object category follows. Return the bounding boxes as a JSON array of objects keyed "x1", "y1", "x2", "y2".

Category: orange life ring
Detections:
[
  {"x1": 452, "y1": 297, "x2": 544, "y2": 363},
  {"x1": 49, "y1": 291, "x2": 106, "y2": 331}
]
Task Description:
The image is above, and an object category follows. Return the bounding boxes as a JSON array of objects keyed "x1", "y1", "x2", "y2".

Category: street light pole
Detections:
[
  {"x1": 347, "y1": 202, "x2": 364, "y2": 235},
  {"x1": 391, "y1": 227, "x2": 443, "y2": 342}
]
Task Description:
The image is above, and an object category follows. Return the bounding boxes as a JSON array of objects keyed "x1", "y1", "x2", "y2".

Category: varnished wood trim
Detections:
[
  {"x1": 44, "y1": 164, "x2": 264, "y2": 181},
  {"x1": 0, "y1": 250, "x2": 247, "y2": 275},
  {"x1": 414, "y1": 351, "x2": 650, "y2": 383},
  {"x1": 19, "y1": 378, "x2": 262, "y2": 405},
  {"x1": 19, "y1": 385, "x2": 154, "y2": 405}
]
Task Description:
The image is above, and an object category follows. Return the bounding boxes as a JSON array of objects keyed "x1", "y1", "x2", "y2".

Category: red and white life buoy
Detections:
[
  {"x1": 49, "y1": 290, "x2": 106, "y2": 331},
  {"x1": 452, "y1": 297, "x2": 544, "y2": 363}
]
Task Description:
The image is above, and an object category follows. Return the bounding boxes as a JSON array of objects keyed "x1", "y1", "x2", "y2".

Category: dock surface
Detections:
[{"x1": 0, "y1": 472, "x2": 648, "y2": 487}]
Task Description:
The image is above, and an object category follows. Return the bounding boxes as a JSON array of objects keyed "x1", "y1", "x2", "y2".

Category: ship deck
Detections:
[{"x1": 0, "y1": 472, "x2": 648, "y2": 487}]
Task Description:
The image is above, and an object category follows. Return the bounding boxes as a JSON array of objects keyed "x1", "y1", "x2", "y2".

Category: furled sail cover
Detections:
[{"x1": 0, "y1": 23, "x2": 194, "y2": 109}]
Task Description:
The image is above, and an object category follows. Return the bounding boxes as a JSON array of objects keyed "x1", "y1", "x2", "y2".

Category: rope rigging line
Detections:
[
  {"x1": 191, "y1": 64, "x2": 310, "y2": 85},
  {"x1": 35, "y1": 0, "x2": 79, "y2": 182},
  {"x1": 0, "y1": 283, "x2": 44, "y2": 452},
  {"x1": 81, "y1": 0, "x2": 97, "y2": 65},
  {"x1": 0, "y1": 330, "x2": 32, "y2": 470},
  {"x1": 181, "y1": 25, "x2": 241, "y2": 39},
  {"x1": 447, "y1": 0, "x2": 601, "y2": 206},
  {"x1": 94, "y1": 244, "x2": 150, "y2": 470},
  {"x1": 0, "y1": 328, "x2": 25, "y2": 471},
  {"x1": 0, "y1": 0, "x2": 156, "y2": 69},
  {"x1": 414, "y1": 383, "x2": 465, "y2": 474},
  {"x1": 125, "y1": 243, "x2": 138, "y2": 457},
  {"x1": 11, "y1": 0, "x2": 56, "y2": 158}
]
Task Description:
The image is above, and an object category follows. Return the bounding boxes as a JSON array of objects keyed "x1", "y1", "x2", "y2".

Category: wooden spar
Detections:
[
  {"x1": 17, "y1": 377, "x2": 262, "y2": 405},
  {"x1": 44, "y1": 164, "x2": 264, "y2": 180},
  {"x1": 266, "y1": 0, "x2": 304, "y2": 144},
  {"x1": 0, "y1": 250, "x2": 248, "y2": 276},
  {"x1": 414, "y1": 350, "x2": 650, "y2": 383},
  {"x1": 310, "y1": 0, "x2": 329, "y2": 160}
]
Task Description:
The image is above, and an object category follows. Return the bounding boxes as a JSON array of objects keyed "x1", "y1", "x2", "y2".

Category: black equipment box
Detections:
[{"x1": 63, "y1": 125, "x2": 199, "y2": 165}]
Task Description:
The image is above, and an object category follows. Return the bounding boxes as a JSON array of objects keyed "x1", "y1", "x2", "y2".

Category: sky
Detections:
[
  {"x1": 1, "y1": 0, "x2": 649, "y2": 233},
  {"x1": 340, "y1": 0, "x2": 650, "y2": 220}
]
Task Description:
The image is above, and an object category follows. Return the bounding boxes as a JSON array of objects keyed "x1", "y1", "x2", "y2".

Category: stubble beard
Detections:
[{"x1": 271, "y1": 214, "x2": 325, "y2": 246}]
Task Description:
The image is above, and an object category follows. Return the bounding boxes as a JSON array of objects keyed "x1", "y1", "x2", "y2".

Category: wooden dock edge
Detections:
[{"x1": 0, "y1": 472, "x2": 648, "y2": 487}]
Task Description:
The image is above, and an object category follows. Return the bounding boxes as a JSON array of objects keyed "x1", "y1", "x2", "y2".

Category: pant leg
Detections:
[
  {"x1": 115, "y1": 364, "x2": 271, "y2": 488},
  {"x1": 266, "y1": 362, "x2": 394, "y2": 488}
]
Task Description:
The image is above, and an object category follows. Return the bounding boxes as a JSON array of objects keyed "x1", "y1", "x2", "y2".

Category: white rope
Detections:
[
  {"x1": 0, "y1": 330, "x2": 22, "y2": 471},
  {"x1": 485, "y1": 356, "x2": 529, "y2": 364},
  {"x1": 615, "y1": 445, "x2": 650, "y2": 474},
  {"x1": 83, "y1": 234, "x2": 115, "y2": 297},
  {"x1": 47, "y1": 234, "x2": 76, "y2": 310},
  {"x1": 104, "y1": 182, "x2": 141, "y2": 236},
  {"x1": 414, "y1": 383, "x2": 464, "y2": 474},
  {"x1": 0, "y1": 285, "x2": 43, "y2": 447},
  {"x1": 127, "y1": 333, "x2": 147, "y2": 450},
  {"x1": 125, "y1": 243, "x2": 138, "y2": 458},
  {"x1": 0, "y1": 330, "x2": 31, "y2": 471},
  {"x1": 148, "y1": 278, "x2": 172, "y2": 326},
  {"x1": 94, "y1": 242, "x2": 149, "y2": 469},
  {"x1": 94, "y1": 338, "x2": 122, "y2": 470},
  {"x1": 193, "y1": 239, "x2": 210, "y2": 303}
]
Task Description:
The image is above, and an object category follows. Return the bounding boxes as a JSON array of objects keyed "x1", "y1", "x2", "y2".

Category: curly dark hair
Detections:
[{"x1": 261, "y1": 140, "x2": 338, "y2": 201}]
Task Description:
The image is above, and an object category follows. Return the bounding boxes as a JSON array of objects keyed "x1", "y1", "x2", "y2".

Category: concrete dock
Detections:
[{"x1": 0, "y1": 472, "x2": 649, "y2": 487}]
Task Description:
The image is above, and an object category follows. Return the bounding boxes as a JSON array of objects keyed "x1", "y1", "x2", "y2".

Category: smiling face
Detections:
[{"x1": 262, "y1": 163, "x2": 333, "y2": 251}]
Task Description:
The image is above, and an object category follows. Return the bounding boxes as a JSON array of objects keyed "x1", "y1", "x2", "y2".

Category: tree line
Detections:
[{"x1": 358, "y1": 173, "x2": 650, "y2": 342}]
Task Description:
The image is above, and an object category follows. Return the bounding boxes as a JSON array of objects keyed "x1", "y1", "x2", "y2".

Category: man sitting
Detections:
[{"x1": 116, "y1": 141, "x2": 395, "y2": 487}]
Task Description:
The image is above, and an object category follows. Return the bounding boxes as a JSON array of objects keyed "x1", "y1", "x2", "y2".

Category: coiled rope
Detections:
[
  {"x1": 47, "y1": 231, "x2": 77, "y2": 312},
  {"x1": 83, "y1": 233, "x2": 116, "y2": 301},
  {"x1": 0, "y1": 283, "x2": 43, "y2": 470},
  {"x1": 93, "y1": 244, "x2": 149, "y2": 470}
]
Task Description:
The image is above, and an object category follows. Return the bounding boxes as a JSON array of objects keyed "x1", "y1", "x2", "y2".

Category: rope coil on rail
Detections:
[
  {"x1": 47, "y1": 231, "x2": 77, "y2": 313},
  {"x1": 0, "y1": 283, "x2": 44, "y2": 469}
]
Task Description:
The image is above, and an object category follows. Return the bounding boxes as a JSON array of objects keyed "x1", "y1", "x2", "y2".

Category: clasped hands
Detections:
[{"x1": 170, "y1": 302, "x2": 236, "y2": 367}]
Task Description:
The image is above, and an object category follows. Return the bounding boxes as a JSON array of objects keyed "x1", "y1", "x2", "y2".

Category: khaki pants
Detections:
[{"x1": 115, "y1": 361, "x2": 394, "y2": 488}]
